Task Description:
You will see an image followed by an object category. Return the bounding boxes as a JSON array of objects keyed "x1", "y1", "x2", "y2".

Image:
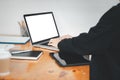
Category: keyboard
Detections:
[{"x1": 33, "y1": 44, "x2": 59, "y2": 51}]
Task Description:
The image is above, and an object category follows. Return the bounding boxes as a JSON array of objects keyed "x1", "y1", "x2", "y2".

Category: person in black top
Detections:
[{"x1": 48, "y1": 2, "x2": 120, "y2": 80}]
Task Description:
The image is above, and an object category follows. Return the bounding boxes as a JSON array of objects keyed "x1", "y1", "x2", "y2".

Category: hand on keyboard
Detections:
[{"x1": 48, "y1": 34, "x2": 72, "y2": 48}]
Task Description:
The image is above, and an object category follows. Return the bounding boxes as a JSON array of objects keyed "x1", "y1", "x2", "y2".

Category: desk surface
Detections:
[{"x1": 0, "y1": 42, "x2": 89, "y2": 80}]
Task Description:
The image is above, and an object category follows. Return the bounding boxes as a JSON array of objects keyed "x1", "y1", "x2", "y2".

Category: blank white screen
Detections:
[{"x1": 25, "y1": 13, "x2": 59, "y2": 43}]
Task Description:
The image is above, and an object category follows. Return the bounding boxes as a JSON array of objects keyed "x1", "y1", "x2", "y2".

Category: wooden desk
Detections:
[{"x1": 0, "y1": 42, "x2": 89, "y2": 80}]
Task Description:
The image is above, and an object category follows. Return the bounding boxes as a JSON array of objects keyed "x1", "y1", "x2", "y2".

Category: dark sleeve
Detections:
[
  {"x1": 58, "y1": 3, "x2": 120, "y2": 55},
  {"x1": 58, "y1": 25, "x2": 113, "y2": 55}
]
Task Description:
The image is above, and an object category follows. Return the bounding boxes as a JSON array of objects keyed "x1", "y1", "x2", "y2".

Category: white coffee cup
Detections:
[{"x1": 0, "y1": 49, "x2": 11, "y2": 76}]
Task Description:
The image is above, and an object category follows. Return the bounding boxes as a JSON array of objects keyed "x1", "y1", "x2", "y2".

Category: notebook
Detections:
[
  {"x1": 10, "y1": 50, "x2": 43, "y2": 60},
  {"x1": 24, "y1": 12, "x2": 59, "y2": 51},
  {"x1": 0, "y1": 36, "x2": 30, "y2": 44}
]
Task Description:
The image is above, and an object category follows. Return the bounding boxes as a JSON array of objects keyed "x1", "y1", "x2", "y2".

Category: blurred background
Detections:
[{"x1": 0, "y1": 0, "x2": 118, "y2": 36}]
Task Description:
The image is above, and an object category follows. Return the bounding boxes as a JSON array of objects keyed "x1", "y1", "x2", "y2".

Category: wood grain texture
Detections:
[{"x1": 0, "y1": 42, "x2": 89, "y2": 80}]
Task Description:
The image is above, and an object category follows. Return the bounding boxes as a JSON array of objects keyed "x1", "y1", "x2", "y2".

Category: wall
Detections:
[{"x1": 0, "y1": 0, "x2": 118, "y2": 36}]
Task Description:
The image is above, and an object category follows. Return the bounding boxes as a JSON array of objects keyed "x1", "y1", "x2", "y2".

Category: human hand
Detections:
[
  {"x1": 48, "y1": 34, "x2": 72, "y2": 48},
  {"x1": 48, "y1": 38, "x2": 61, "y2": 48},
  {"x1": 60, "y1": 34, "x2": 72, "y2": 40}
]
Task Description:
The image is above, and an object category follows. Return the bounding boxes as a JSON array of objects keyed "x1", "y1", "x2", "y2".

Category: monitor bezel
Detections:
[{"x1": 23, "y1": 12, "x2": 60, "y2": 45}]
